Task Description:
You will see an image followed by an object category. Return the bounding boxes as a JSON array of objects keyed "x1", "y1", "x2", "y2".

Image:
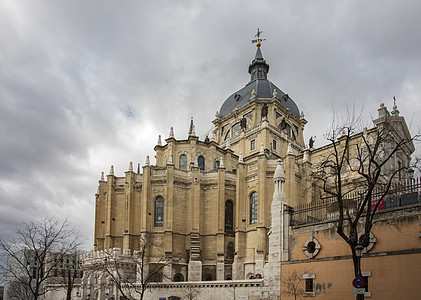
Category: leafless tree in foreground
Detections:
[
  {"x1": 282, "y1": 271, "x2": 304, "y2": 300},
  {"x1": 313, "y1": 107, "x2": 419, "y2": 279},
  {"x1": 0, "y1": 216, "x2": 81, "y2": 300},
  {"x1": 180, "y1": 285, "x2": 202, "y2": 300},
  {"x1": 83, "y1": 233, "x2": 169, "y2": 300},
  {"x1": 6, "y1": 278, "x2": 33, "y2": 300}
]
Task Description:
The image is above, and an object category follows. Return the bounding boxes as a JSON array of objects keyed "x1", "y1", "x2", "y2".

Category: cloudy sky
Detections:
[{"x1": 1, "y1": 1, "x2": 420, "y2": 249}]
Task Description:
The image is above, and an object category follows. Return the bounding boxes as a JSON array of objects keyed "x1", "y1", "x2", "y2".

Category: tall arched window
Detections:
[
  {"x1": 179, "y1": 154, "x2": 187, "y2": 170},
  {"x1": 250, "y1": 192, "x2": 257, "y2": 224},
  {"x1": 154, "y1": 197, "x2": 164, "y2": 227},
  {"x1": 225, "y1": 200, "x2": 234, "y2": 231},
  {"x1": 198, "y1": 156, "x2": 205, "y2": 171}
]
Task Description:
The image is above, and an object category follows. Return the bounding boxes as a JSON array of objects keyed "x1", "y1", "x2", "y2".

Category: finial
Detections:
[
  {"x1": 211, "y1": 131, "x2": 216, "y2": 142},
  {"x1": 188, "y1": 117, "x2": 196, "y2": 137},
  {"x1": 251, "y1": 89, "x2": 256, "y2": 99},
  {"x1": 392, "y1": 97, "x2": 399, "y2": 116},
  {"x1": 273, "y1": 159, "x2": 286, "y2": 179},
  {"x1": 215, "y1": 111, "x2": 219, "y2": 118},
  {"x1": 251, "y1": 28, "x2": 266, "y2": 47},
  {"x1": 157, "y1": 135, "x2": 162, "y2": 146},
  {"x1": 129, "y1": 161, "x2": 133, "y2": 172},
  {"x1": 260, "y1": 143, "x2": 264, "y2": 154},
  {"x1": 219, "y1": 157, "x2": 225, "y2": 168},
  {"x1": 239, "y1": 152, "x2": 243, "y2": 163},
  {"x1": 169, "y1": 127, "x2": 174, "y2": 138},
  {"x1": 101, "y1": 172, "x2": 104, "y2": 181},
  {"x1": 300, "y1": 111, "x2": 305, "y2": 119},
  {"x1": 168, "y1": 153, "x2": 173, "y2": 165},
  {"x1": 287, "y1": 143, "x2": 294, "y2": 155},
  {"x1": 145, "y1": 156, "x2": 150, "y2": 166},
  {"x1": 137, "y1": 163, "x2": 141, "y2": 174},
  {"x1": 272, "y1": 89, "x2": 278, "y2": 98},
  {"x1": 109, "y1": 165, "x2": 114, "y2": 176}
]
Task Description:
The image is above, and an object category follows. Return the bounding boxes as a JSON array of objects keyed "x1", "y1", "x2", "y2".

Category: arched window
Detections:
[
  {"x1": 198, "y1": 156, "x2": 205, "y2": 171},
  {"x1": 154, "y1": 197, "x2": 164, "y2": 227},
  {"x1": 225, "y1": 200, "x2": 234, "y2": 231},
  {"x1": 179, "y1": 154, "x2": 187, "y2": 170},
  {"x1": 173, "y1": 273, "x2": 184, "y2": 282},
  {"x1": 250, "y1": 192, "x2": 257, "y2": 224},
  {"x1": 214, "y1": 159, "x2": 220, "y2": 169}
]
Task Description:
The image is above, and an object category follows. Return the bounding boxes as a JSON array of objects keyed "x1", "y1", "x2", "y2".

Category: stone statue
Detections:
[
  {"x1": 261, "y1": 104, "x2": 268, "y2": 119},
  {"x1": 240, "y1": 117, "x2": 247, "y2": 130},
  {"x1": 309, "y1": 136, "x2": 315, "y2": 149},
  {"x1": 280, "y1": 118, "x2": 287, "y2": 130}
]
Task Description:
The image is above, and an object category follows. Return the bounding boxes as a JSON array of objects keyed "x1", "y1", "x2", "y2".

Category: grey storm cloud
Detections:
[{"x1": 1, "y1": 0, "x2": 420, "y2": 248}]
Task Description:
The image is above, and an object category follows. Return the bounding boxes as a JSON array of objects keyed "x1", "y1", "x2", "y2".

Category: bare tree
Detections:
[
  {"x1": 6, "y1": 278, "x2": 33, "y2": 300},
  {"x1": 180, "y1": 285, "x2": 201, "y2": 300},
  {"x1": 282, "y1": 271, "x2": 304, "y2": 300},
  {"x1": 50, "y1": 249, "x2": 83, "y2": 300},
  {"x1": 82, "y1": 233, "x2": 169, "y2": 300},
  {"x1": 313, "y1": 107, "x2": 419, "y2": 281},
  {"x1": 0, "y1": 216, "x2": 81, "y2": 300}
]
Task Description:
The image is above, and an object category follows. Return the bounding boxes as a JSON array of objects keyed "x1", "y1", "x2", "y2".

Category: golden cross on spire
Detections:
[{"x1": 251, "y1": 28, "x2": 266, "y2": 47}]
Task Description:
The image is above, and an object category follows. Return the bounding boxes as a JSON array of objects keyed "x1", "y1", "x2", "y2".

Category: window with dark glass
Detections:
[
  {"x1": 250, "y1": 192, "x2": 257, "y2": 224},
  {"x1": 179, "y1": 154, "x2": 187, "y2": 170},
  {"x1": 225, "y1": 200, "x2": 234, "y2": 231},
  {"x1": 305, "y1": 278, "x2": 314, "y2": 292},
  {"x1": 198, "y1": 156, "x2": 205, "y2": 171},
  {"x1": 154, "y1": 197, "x2": 164, "y2": 227},
  {"x1": 250, "y1": 139, "x2": 256, "y2": 151},
  {"x1": 273, "y1": 140, "x2": 277, "y2": 150}
]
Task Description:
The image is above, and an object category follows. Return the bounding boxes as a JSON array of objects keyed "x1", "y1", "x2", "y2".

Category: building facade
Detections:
[{"x1": 75, "y1": 40, "x2": 419, "y2": 300}]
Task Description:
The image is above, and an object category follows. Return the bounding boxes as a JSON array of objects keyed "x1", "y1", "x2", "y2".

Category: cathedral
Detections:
[
  {"x1": 92, "y1": 39, "x2": 309, "y2": 283},
  {"x1": 65, "y1": 35, "x2": 420, "y2": 300}
]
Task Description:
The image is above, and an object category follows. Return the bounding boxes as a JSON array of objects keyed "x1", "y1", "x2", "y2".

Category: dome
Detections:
[
  {"x1": 219, "y1": 79, "x2": 300, "y2": 118},
  {"x1": 218, "y1": 46, "x2": 300, "y2": 119}
]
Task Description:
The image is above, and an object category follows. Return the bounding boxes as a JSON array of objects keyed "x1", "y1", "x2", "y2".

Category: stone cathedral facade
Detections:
[
  {"x1": 69, "y1": 41, "x2": 418, "y2": 300},
  {"x1": 92, "y1": 44, "x2": 309, "y2": 283}
]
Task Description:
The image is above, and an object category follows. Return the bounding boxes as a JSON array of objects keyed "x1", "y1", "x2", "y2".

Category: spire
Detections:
[
  {"x1": 101, "y1": 172, "x2": 104, "y2": 181},
  {"x1": 145, "y1": 156, "x2": 150, "y2": 166},
  {"x1": 157, "y1": 135, "x2": 162, "y2": 146},
  {"x1": 169, "y1": 127, "x2": 174, "y2": 139},
  {"x1": 129, "y1": 161, "x2": 133, "y2": 172},
  {"x1": 109, "y1": 165, "x2": 114, "y2": 176},
  {"x1": 249, "y1": 29, "x2": 269, "y2": 82},
  {"x1": 188, "y1": 117, "x2": 196, "y2": 137}
]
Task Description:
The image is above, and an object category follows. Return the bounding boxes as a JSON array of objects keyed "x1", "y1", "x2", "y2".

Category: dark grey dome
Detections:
[{"x1": 219, "y1": 79, "x2": 300, "y2": 118}]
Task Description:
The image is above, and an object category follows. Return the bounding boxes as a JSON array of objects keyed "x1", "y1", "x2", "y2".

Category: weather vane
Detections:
[{"x1": 251, "y1": 28, "x2": 266, "y2": 47}]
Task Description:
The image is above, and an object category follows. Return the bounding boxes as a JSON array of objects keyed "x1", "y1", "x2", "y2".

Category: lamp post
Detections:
[{"x1": 355, "y1": 244, "x2": 364, "y2": 300}]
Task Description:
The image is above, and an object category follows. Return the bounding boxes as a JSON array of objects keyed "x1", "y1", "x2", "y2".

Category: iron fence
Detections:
[{"x1": 291, "y1": 177, "x2": 421, "y2": 227}]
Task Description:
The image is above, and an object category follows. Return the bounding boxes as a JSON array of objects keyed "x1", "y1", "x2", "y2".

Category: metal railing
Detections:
[{"x1": 291, "y1": 178, "x2": 421, "y2": 227}]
